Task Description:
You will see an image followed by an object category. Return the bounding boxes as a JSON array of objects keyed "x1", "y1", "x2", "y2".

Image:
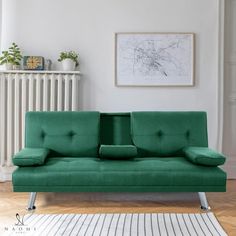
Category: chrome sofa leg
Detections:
[
  {"x1": 27, "y1": 192, "x2": 37, "y2": 211},
  {"x1": 198, "y1": 192, "x2": 211, "y2": 211}
]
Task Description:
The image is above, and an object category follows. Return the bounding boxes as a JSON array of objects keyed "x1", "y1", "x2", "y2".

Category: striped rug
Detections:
[{"x1": 22, "y1": 212, "x2": 227, "y2": 236}]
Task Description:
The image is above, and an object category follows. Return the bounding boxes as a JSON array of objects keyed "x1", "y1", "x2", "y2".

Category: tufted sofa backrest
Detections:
[
  {"x1": 25, "y1": 111, "x2": 208, "y2": 158},
  {"x1": 25, "y1": 111, "x2": 100, "y2": 157},
  {"x1": 131, "y1": 112, "x2": 208, "y2": 157}
]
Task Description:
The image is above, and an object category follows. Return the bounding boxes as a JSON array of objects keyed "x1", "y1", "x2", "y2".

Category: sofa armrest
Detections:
[
  {"x1": 99, "y1": 145, "x2": 137, "y2": 159},
  {"x1": 183, "y1": 147, "x2": 226, "y2": 166},
  {"x1": 12, "y1": 148, "x2": 50, "y2": 167}
]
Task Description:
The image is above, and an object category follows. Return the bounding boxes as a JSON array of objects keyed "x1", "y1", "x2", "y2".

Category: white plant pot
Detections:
[
  {"x1": 61, "y1": 59, "x2": 76, "y2": 71},
  {"x1": 12, "y1": 64, "x2": 21, "y2": 70},
  {"x1": 5, "y1": 63, "x2": 13, "y2": 70}
]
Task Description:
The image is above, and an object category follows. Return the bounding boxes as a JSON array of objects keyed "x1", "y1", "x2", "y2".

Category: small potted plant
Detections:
[
  {"x1": 58, "y1": 51, "x2": 79, "y2": 71},
  {"x1": 0, "y1": 43, "x2": 23, "y2": 70}
]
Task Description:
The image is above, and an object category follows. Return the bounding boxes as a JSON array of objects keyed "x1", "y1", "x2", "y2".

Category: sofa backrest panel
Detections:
[
  {"x1": 131, "y1": 112, "x2": 208, "y2": 157},
  {"x1": 100, "y1": 113, "x2": 132, "y2": 145},
  {"x1": 25, "y1": 111, "x2": 100, "y2": 157}
]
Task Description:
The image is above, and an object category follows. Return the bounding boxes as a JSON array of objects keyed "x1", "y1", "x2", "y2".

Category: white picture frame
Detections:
[{"x1": 115, "y1": 32, "x2": 195, "y2": 87}]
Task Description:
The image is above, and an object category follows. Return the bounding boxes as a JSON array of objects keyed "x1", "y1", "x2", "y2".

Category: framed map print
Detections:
[{"x1": 115, "y1": 33, "x2": 194, "y2": 86}]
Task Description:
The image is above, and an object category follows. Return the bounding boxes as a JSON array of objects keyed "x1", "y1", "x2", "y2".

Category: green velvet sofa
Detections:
[{"x1": 12, "y1": 111, "x2": 227, "y2": 210}]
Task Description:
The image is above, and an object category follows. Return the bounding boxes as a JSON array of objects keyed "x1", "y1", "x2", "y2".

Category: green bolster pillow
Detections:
[
  {"x1": 13, "y1": 148, "x2": 50, "y2": 166},
  {"x1": 99, "y1": 145, "x2": 137, "y2": 159},
  {"x1": 183, "y1": 147, "x2": 226, "y2": 166}
]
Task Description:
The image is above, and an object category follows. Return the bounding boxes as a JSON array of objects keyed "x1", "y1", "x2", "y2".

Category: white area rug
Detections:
[{"x1": 7, "y1": 212, "x2": 228, "y2": 236}]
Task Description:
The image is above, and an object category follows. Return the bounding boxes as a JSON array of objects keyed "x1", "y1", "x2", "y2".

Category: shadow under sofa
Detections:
[{"x1": 12, "y1": 111, "x2": 227, "y2": 211}]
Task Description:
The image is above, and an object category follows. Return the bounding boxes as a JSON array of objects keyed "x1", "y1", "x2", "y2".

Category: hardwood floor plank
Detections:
[{"x1": 0, "y1": 180, "x2": 235, "y2": 234}]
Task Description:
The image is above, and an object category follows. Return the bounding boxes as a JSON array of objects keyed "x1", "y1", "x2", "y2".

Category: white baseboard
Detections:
[
  {"x1": 0, "y1": 166, "x2": 16, "y2": 182},
  {"x1": 222, "y1": 156, "x2": 236, "y2": 179}
]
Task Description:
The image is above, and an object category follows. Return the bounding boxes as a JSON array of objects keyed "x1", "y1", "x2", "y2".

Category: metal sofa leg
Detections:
[
  {"x1": 198, "y1": 192, "x2": 211, "y2": 211},
  {"x1": 27, "y1": 192, "x2": 37, "y2": 211}
]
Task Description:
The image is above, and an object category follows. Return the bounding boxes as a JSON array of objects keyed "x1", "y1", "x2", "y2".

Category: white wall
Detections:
[
  {"x1": 1, "y1": 0, "x2": 220, "y2": 148},
  {"x1": 0, "y1": 0, "x2": 2, "y2": 47}
]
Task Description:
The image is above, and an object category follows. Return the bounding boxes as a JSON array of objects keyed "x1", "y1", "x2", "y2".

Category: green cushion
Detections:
[
  {"x1": 13, "y1": 148, "x2": 50, "y2": 166},
  {"x1": 183, "y1": 147, "x2": 226, "y2": 166},
  {"x1": 99, "y1": 145, "x2": 137, "y2": 159},
  {"x1": 25, "y1": 111, "x2": 100, "y2": 157},
  {"x1": 131, "y1": 112, "x2": 208, "y2": 157},
  {"x1": 12, "y1": 157, "x2": 226, "y2": 192}
]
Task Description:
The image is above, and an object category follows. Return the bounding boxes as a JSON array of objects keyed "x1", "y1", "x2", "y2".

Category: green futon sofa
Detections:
[{"x1": 12, "y1": 111, "x2": 227, "y2": 210}]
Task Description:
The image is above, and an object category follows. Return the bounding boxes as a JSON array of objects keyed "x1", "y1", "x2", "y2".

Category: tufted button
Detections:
[
  {"x1": 41, "y1": 131, "x2": 45, "y2": 138},
  {"x1": 186, "y1": 130, "x2": 190, "y2": 138},
  {"x1": 68, "y1": 131, "x2": 76, "y2": 137},
  {"x1": 157, "y1": 130, "x2": 163, "y2": 137}
]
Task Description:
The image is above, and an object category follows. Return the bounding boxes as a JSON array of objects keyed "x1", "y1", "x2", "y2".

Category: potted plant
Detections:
[
  {"x1": 0, "y1": 43, "x2": 23, "y2": 70},
  {"x1": 58, "y1": 51, "x2": 79, "y2": 71}
]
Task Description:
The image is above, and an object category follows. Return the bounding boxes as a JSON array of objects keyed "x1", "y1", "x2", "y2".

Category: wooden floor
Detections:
[{"x1": 0, "y1": 180, "x2": 235, "y2": 235}]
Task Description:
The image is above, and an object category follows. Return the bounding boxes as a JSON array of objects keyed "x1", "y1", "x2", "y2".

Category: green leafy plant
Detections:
[
  {"x1": 0, "y1": 43, "x2": 23, "y2": 65},
  {"x1": 58, "y1": 51, "x2": 79, "y2": 67}
]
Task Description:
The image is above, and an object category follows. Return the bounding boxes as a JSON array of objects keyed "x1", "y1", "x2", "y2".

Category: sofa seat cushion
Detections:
[{"x1": 13, "y1": 157, "x2": 226, "y2": 188}]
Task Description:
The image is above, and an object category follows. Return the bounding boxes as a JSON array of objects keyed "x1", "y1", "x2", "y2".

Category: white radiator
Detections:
[{"x1": 0, "y1": 71, "x2": 80, "y2": 181}]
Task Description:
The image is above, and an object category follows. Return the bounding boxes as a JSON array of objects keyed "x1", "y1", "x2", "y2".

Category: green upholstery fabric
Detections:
[
  {"x1": 100, "y1": 113, "x2": 132, "y2": 145},
  {"x1": 25, "y1": 111, "x2": 100, "y2": 157},
  {"x1": 13, "y1": 148, "x2": 49, "y2": 166},
  {"x1": 13, "y1": 185, "x2": 226, "y2": 192},
  {"x1": 99, "y1": 145, "x2": 137, "y2": 159},
  {"x1": 183, "y1": 147, "x2": 226, "y2": 166},
  {"x1": 12, "y1": 111, "x2": 227, "y2": 193},
  {"x1": 131, "y1": 112, "x2": 208, "y2": 157},
  {"x1": 12, "y1": 157, "x2": 226, "y2": 192}
]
